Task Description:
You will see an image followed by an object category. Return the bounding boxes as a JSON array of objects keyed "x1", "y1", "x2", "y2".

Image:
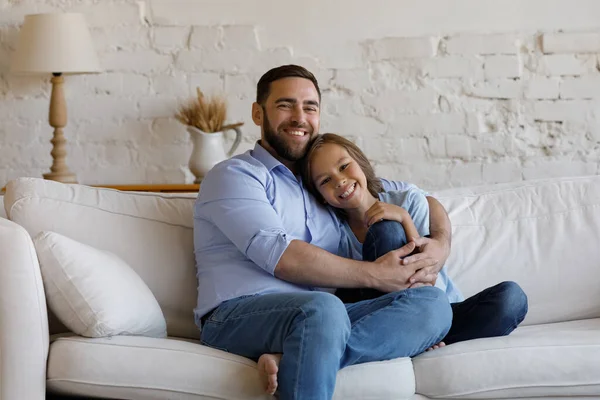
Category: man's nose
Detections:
[{"x1": 290, "y1": 105, "x2": 306, "y2": 124}]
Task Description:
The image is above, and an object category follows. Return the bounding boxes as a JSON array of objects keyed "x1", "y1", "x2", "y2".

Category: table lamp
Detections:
[{"x1": 11, "y1": 13, "x2": 101, "y2": 183}]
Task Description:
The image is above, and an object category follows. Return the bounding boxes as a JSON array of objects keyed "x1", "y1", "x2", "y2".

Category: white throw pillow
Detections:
[{"x1": 33, "y1": 231, "x2": 167, "y2": 338}]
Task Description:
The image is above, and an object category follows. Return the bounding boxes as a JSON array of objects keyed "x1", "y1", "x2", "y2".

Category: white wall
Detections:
[{"x1": 1, "y1": 0, "x2": 600, "y2": 189}]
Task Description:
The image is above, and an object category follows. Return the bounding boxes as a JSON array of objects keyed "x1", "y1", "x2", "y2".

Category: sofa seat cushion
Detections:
[
  {"x1": 46, "y1": 335, "x2": 416, "y2": 400},
  {"x1": 413, "y1": 318, "x2": 600, "y2": 398}
]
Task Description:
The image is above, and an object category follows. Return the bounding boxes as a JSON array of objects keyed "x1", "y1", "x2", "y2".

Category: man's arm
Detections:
[
  {"x1": 198, "y1": 161, "x2": 418, "y2": 291},
  {"x1": 276, "y1": 240, "x2": 419, "y2": 293},
  {"x1": 379, "y1": 179, "x2": 452, "y2": 282},
  {"x1": 427, "y1": 196, "x2": 452, "y2": 253},
  {"x1": 403, "y1": 196, "x2": 452, "y2": 285}
]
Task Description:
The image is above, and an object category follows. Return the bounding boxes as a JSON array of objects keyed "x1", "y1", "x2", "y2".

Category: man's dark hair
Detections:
[{"x1": 256, "y1": 65, "x2": 321, "y2": 105}]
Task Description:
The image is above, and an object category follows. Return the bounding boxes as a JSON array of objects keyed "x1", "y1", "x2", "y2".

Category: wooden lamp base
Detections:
[{"x1": 44, "y1": 73, "x2": 77, "y2": 184}]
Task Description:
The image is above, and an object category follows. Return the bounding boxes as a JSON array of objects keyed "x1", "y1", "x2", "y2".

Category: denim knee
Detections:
[
  {"x1": 367, "y1": 220, "x2": 407, "y2": 244},
  {"x1": 494, "y1": 281, "x2": 528, "y2": 323},
  {"x1": 363, "y1": 220, "x2": 408, "y2": 261},
  {"x1": 299, "y1": 292, "x2": 351, "y2": 340},
  {"x1": 409, "y1": 286, "x2": 453, "y2": 341}
]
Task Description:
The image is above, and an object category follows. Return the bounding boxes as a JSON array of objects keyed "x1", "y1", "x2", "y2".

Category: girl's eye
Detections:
[
  {"x1": 340, "y1": 163, "x2": 349, "y2": 171},
  {"x1": 320, "y1": 177, "x2": 330, "y2": 186}
]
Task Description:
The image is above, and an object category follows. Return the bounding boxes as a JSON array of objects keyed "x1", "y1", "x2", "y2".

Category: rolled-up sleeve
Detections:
[{"x1": 195, "y1": 161, "x2": 291, "y2": 274}]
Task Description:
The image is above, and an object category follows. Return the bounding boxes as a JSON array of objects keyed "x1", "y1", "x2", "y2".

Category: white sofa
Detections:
[{"x1": 1, "y1": 176, "x2": 600, "y2": 399}]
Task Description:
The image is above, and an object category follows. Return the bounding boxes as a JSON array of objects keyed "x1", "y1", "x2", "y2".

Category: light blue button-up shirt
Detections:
[{"x1": 193, "y1": 142, "x2": 417, "y2": 324}]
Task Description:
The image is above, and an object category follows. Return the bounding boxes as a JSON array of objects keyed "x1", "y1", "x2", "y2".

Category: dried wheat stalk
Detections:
[{"x1": 175, "y1": 88, "x2": 242, "y2": 133}]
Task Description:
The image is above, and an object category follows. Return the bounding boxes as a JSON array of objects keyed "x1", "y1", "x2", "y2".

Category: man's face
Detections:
[{"x1": 252, "y1": 77, "x2": 320, "y2": 166}]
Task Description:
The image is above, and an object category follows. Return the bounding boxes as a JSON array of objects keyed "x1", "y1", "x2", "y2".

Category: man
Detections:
[{"x1": 194, "y1": 65, "x2": 526, "y2": 400}]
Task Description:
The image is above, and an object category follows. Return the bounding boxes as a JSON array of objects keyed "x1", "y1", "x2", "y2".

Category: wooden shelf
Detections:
[
  {"x1": 1, "y1": 184, "x2": 200, "y2": 194},
  {"x1": 93, "y1": 184, "x2": 200, "y2": 193}
]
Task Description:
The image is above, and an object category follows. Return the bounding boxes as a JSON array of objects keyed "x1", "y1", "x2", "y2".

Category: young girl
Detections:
[{"x1": 301, "y1": 133, "x2": 463, "y2": 305}]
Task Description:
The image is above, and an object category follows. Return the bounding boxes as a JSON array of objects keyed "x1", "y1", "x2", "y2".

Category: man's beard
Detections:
[{"x1": 262, "y1": 111, "x2": 312, "y2": 162}]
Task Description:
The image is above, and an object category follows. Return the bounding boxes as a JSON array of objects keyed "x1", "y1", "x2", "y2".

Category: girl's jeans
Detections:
[{"x1": 337, "y1": 220, "x2": 528, "y2": 345}]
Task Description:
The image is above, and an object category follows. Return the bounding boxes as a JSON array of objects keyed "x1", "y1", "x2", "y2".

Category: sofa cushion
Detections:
[
  {"x1": 4, "y1": 177, "x2": 199, "y2": 339},
  {"x1": 34, "y1": 231, "x2": 167, "y2": 338},
  {"x1": 433, "y1": 175, "x2": 600, "y2": 326},
  {"x1": 413, "y1": 318, "x2": 600, "y2": 398},
  {"x1": 46, "y1": 335, "x2": 416, "y2": 400}
]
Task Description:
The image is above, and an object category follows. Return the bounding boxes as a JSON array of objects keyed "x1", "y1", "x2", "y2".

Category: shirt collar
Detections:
[{"x1": 252, "y1": 141, "x2": 285, "y2": 172}]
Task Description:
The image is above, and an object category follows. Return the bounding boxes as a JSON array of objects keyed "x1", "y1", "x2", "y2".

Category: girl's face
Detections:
[{"x1": 310, "y1": 143, "x2": 370, "y2": 210}]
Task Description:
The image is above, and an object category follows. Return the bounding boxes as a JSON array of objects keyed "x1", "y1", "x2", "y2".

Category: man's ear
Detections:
[{"x1": 251, "y1": 102, "x2": 263, "y2": 126}]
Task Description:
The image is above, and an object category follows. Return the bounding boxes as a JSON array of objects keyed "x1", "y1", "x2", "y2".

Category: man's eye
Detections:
[
  {"x1": 278, "y1": 104, "x2": 291, "y2": 109},
  {"x1": 304, "y1": 107, "x2": 317, "y2": 113}
]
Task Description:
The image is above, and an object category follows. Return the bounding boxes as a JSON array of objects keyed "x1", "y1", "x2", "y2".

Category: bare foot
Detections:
[
  {"x1": 425, "y1": 341, "x2": 446, "y2": 352},
  {"x1": 257, "y1": 353, "x2": 281, "y2": 395}
]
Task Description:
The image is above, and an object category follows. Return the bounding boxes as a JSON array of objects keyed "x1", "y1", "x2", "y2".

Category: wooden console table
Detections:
[
  {"x1": 1, "y1": 183, "x2": 200, "y2": 194},
  {"x1": 94, "y1": 184, "x2": 200, "y2": 193}
]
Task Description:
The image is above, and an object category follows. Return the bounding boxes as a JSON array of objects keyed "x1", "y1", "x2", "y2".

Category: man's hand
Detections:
[
  {"x1": 364, "y1": 201, "x2": 408, "y2": 227},
  {"x1": 402, "y1": 236, "x2": 450, "y2": 286},
  {"x1": 369, "y1": 242, "x2": 419, "y2": 292}
]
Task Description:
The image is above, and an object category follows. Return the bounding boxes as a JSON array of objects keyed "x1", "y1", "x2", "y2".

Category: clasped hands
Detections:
[{"x1": 372, "y1": 235, "x2": 448, "y2": 292}]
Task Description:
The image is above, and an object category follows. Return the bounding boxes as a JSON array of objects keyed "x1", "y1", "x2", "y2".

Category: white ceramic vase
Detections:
[{"x1": 187, "y1": 125, "x2": 242, "y2": 183}]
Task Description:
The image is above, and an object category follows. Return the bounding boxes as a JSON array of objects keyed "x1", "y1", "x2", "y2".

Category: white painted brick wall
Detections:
[
  {"x1": 538, "y1": 54, "x2": 597, "y2": 76},
  {"x1": 420, "y1": 56, "x2": 483, "y2": 79},
  {"x1": 484, "y1": 55, "x2": 522, "y2": 79},
  {"x1": 445, "y1": 34, "x2": 520, "y2": 55},
  {"x1": 468, "y1": 80, "x2": 521, "y2": 99},
  {"x1": 2, "y1": 0, "x2": 600, "y2": 189},
  {"x1": 542, "y1": 33, "x2": 600, "y2": 53},
  {"x1": 560, "y1": 77, "x2": 600, "y2": 99},
  {"x1": 524, "y1": 77, "x2": 560, "y2": 100},
  {"x1": 368, "y1": 37, "x2": 439, "y2": 60}
]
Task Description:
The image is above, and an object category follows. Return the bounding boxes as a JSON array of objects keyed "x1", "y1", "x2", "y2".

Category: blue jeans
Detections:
[
  {"x1": 201, "y1": 287, "x2": 452, "y2": 400},
  {"x1": 338, "y1": 220, "x2": 529, "y2": 344}
]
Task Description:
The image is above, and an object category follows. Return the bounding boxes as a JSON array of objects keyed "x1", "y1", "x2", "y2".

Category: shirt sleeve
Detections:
[
  {"x1": 399, "y1": 188, "x2": 431, "y2": 237},
  {"x1": 380, "y1": 178, "x2": 430, "y2": 197},
  {"x1": 195, "y1": 160, "x2": 291, "y2": 275}
]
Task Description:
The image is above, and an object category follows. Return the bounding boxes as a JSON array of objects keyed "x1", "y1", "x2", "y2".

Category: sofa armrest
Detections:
[{"x1": 0, "y1": 217, "x2": 48, "y2": 400}]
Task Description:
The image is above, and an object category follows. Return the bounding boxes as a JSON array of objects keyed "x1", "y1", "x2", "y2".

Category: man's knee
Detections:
[
  {"x1": 421, "y1": 287, "x2": 453, "y2": 333},
  {"x1": 493, "y1": 281, "x2": 528, "y2": 322},
  {"x1": 299, "y1": 292, "x2": 350, "y2": 337},
  {"x1": 403, "y1": 286, "x2": 452, "y2": 339}
]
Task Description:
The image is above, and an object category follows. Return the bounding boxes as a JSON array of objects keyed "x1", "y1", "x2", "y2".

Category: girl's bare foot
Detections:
[
  {"x1": 257, "y1": 353, "x2": 281, "y2": 395},
  {"x1": 425, "y1": 341, "x2": 446, "y2": 352}
]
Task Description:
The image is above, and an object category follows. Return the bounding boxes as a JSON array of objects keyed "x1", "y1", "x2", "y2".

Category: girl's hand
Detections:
[{"x1": 365, "y1": 201, "x2": 409, "y2": 227}]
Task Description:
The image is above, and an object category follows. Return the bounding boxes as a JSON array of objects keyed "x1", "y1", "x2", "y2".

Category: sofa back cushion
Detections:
[
  {"x1": 6, "y1": 175, "x2": 600, "y2": 334},
  {"x1": 433, "y1": 175, "x2": 600, "y2": 326},
  {"x1": 5, "y1": 178, "x2": 199, "y2": 339}
]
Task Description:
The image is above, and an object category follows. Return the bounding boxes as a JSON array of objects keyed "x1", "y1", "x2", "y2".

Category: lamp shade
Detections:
[{"x1": 11, "y1": 13, "x2": 101, "y2": 74}]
